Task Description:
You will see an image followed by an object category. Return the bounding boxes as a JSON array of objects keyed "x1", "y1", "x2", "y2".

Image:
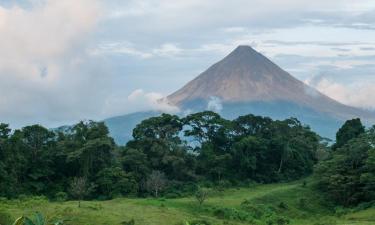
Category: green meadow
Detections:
[{"x1": 1, "y1": 180, "x2": 374, "y2": 225}]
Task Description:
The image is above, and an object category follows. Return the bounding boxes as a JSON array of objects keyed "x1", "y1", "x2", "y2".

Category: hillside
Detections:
[{"x1": 1, "y1": 180, "x2": 374, "y2": 225}]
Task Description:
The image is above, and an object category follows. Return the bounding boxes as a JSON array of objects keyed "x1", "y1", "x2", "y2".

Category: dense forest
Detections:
[{"x1": 0, "y1": 112, "x2": 374, "y2": 208}]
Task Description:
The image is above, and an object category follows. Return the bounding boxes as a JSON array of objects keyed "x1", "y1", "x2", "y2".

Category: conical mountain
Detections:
[
  {"x1": 103, "y1": 46, "x2": 375, "y2": 144},
  {"x1": 167, "y1": 45, "x2": 374, "y2": 121}
]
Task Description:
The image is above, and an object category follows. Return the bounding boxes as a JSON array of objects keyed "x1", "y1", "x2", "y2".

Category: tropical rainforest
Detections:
[{"x1": 0, "y1": 112, "x2": 374, "y2": 225}]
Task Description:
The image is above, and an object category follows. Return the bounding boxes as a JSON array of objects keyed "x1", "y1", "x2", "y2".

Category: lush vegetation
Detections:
[
  {"x1": 0, "y1": 180, "x2": 374, "y2": 225},
  {"x1": 0, "y1": 113, "x2": 374, "y2": 224},
  {"x1": 315, "y1": 119, "x2": 375, "y2": 206},
  {"x1": 0, "y1": 112, "x2": 319, "y2": 200}
]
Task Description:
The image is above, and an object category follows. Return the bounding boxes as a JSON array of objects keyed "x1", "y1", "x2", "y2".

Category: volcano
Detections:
[
  {"x1": 167, "y1": 45, "x2": 373, "y2": 121},
  {"x1": 105, "y1": 46, "x2": 375, "y2": 144}
]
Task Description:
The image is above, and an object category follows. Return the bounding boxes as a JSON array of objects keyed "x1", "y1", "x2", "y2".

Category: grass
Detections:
[{"x1": 0, "y1": 180, "x2": 374, "y2": 225}]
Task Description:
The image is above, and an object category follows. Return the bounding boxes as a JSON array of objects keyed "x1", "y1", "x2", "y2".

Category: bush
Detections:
[
  {"x1": 55, "y1": 192, "x2": 68, "y2": 202},
  {"x1": 278, "y1": 202, "x2": 288, "y2": 210},
  {"x1": 240, "y1": 201, "x2": 264, "y2": 219},
  {"x1": 213, "y1": 207, "x2": 249, "y2": 221},
  {"x1": 187, "y1": 219, "x2": 211, "y2": 225},
  {"x1": 195, "y1": 187, "x2": 209, "y2": 206},
  {"x1": 353, "y1": 201, "x2": 375, "y2": 211},
  {"x1": 334, "y1": 206, "x2": 349, "y2": 216},
  {"x1": 165, "y1": 192, "x2": 181, "y2": 199},
  {"x1": 267, "y1": 216, "x2": 290, "y2": 225},
  {"x1": 217, "y1": 180, "x2": 232, "y2": 189},
  {"x1": 122, "y1": 219, "x2": 135, "y2": 225}
]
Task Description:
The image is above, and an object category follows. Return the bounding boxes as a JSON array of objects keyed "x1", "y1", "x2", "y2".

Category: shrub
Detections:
[
  {"x1": 213, "y1": 207, "x2": 249, "y2": 221},
  {"x1": 165, "y1": 192, "x2": 181, "y2": 199},
  {"x1": 240, "y1": 201, "x2": 264, "y2": 219},
  {"x1": 55, "y1": 192, "x2": 68, "y2": 202},
  {"x1": 278, "y1": 202, "x2": 288, "y2": 210},
  {"x1": 267, "y1": 216, "x2": 290, "y2": 225},
  {"x1": 187, "y1": 219, "x2": 211, "y2": 225},
  {"x1": 122, "y1": 219, "x2": 135, "y2": 225},
  {"x1": 195, "y1": 187, "x2": 209, "y2": 206}
]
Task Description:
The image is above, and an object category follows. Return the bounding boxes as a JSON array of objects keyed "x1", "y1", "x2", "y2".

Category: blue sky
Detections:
[{"x1": 0, "y1": 0, "x2": 375, "y2": 127}]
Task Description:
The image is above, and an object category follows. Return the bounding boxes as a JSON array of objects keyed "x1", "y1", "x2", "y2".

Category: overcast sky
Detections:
[{"x1": 1, "y1": 0, "x2": 375, "y2": 128}]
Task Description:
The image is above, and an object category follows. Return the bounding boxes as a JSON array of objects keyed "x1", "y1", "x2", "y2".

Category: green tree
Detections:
[
  {"x1": 96, "y1": 167, "x2": 137, "y2": 198},
  {"x1": 316, "y1": 127, "x2": 375, "y2": 206},
  {"x1": 70, "y1": 177, "x2": 91, "y2": 207},
  {"x1": 146, "y1": 170, "x2": 167, "y2": 197},
  {"x1": 333, "y1": 118, "x2": 365, "y2": 150},
  {"x1": 195, "y1": 187, "x2": 209, "y2": 206}
]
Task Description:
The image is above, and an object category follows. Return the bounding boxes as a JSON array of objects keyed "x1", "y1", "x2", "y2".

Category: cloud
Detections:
[
  {"x1": 2, "y1": 0, "x2": 375, "y2": 129},
  {"x1": 0, "y1": 0, "x2": 103, "y2": 127},
  {"x1": 305, "y1": 77, "x2": 375, "y2": 110},
  {"x1": 104, "y1": 0, "x2": 375, "y2": 34},
  {"x1": 127, "y1": 89, "x2": 180, "y2": 113},
  {"x1": 206, "y1": 96, "x2": 223, "y2": 113},
  {"x1": 152, "y1": 43, "x2": 183, "y2": 57},
  {"x1": 91, "y1": 41, "x2": 153, "y2": 58}
]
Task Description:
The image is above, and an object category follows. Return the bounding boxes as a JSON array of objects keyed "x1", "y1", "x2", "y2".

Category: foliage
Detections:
[
  {"x1": 11, "y1": 212, "x2": 64, "y2": 225},
  {"x1": 1, "y1": 180, "x2": 375, "y2": 225},
  {"x1": 146, "y1": 171, "x2": 167, "y2": 197},
  {"x1": 195, "y1": 187, "x2": 209, "y2": 206},
  {"x1": 69, "y1": 177, "x2": 91, "y2": 207},
  {"x1": 0, "y1": 112, "x2": 320, "y2": 199},
  {"x1": 315, "y1": 123, "x2": 375, "y2": 206},
  {"x1": 333, "y1": 118, "x2": 365, "y2": 150}
]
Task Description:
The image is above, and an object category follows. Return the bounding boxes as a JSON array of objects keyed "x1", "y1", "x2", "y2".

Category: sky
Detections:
[{"x1": 0, "y1": 0, "x2": 375, "y2": 128}]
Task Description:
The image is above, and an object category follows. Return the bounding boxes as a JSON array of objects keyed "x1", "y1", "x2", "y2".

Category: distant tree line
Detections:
[
  {"x1": 0, "y1": 112, "x2": 320, "y2": 200},
  {"x1": 0, "y1": 111, "x2": 373, "y2": 207}
]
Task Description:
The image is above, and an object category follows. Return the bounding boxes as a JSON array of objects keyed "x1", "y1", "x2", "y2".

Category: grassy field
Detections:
[{"x1": 0, "y1": 180, "x2": 374, "y2": 225}]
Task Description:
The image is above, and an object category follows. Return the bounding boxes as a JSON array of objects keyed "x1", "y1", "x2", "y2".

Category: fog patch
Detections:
[{"x1": 206, "y1": 96, "x2": 223, "y2": 113}]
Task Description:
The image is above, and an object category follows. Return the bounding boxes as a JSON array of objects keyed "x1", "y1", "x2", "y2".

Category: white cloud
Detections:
[
  {"x1": 305, "y1": 77, "x2": 375, "y2": 110},
  {"x1": 127, "y1": 89, "x2": 180, "y2": 113},
  {"x1": 206, "y1": 96, "x2": 223, "y2": 113},
  {"x1": 2, "y1": 0, "x2": 375, "y2": 128},
  {"x1": 0, "y1": 0, "x2": 103, "y2": 127},
  {"x1": 0, "y1": 0, "x2": 100, "y2": 75},
  {"x1": 152, "y1": 43, "x2": 183, "y2": 57},
  {"x1": 91, "y1": 41, "x2": 153, "y2": 58}
]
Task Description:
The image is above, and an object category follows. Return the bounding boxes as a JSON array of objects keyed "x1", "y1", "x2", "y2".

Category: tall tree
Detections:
[
  {"x1": 334, "y1": 118, "x2": 365, "y2": 150},
  {"x1": 316, "y1": 127, "x2": 375, "y2": 206}
]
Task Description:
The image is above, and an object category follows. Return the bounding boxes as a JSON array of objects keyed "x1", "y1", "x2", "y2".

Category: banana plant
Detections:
[{"x1": 12, "y1": 213, "x2": 64, "y2": 225}]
